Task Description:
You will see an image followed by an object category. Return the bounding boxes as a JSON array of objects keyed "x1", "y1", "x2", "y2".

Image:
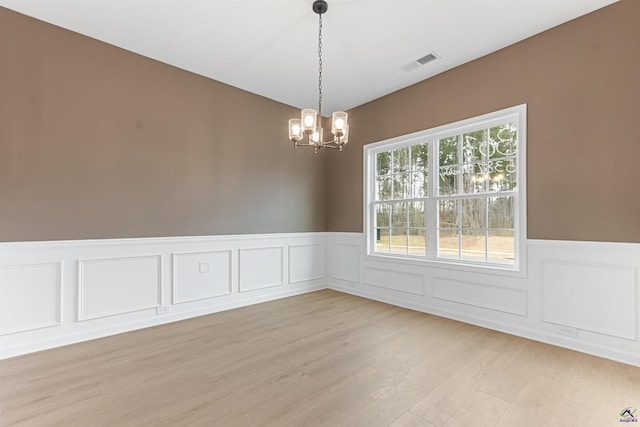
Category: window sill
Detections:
[{"x1": 365, "y1": 252, "x2": 528, "y2": 278}]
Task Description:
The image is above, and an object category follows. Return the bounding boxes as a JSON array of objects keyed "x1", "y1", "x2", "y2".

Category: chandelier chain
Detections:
[{"x1": 317, "y1": 13, "x2": 323, "y2": 117}]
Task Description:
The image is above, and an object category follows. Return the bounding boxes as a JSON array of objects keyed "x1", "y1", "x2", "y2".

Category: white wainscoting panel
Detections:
[
  {"x1": 238, "y1": 247, "x2": 284, "y2": 292},
  {"x1": 288, "y1": 244, "x2": 323, "y2": 284},
  {"x1": 327, "y1": 233, "x2": 640, "y2": 367},
  {"x1": 433, "y1": 277, "x2": 527, "y2": 316},
  {"x1": 173, "y1": 250, "x2": 232, "y2": 304},
  {"x1": 330, "y1": 244, "x2": 359, "y2": 283},
  {"x1": 0, "y1": 233, "x2": 326, "y2": 359},
  {"x1": 542, "y1": 260, "x2": 636, "y2": 340},
  {"x1": 78, "y1": 255, "x2": 161, "y2": 321},
  {"x1": 0, "y1": 262, "x2": 62, "y2": 335},
  {"x1": 2, "y1": 233, "x2": 639, "y2": 368},
  {"x1": 363, "y1": 267, "x2": 424, "y2": 296}
]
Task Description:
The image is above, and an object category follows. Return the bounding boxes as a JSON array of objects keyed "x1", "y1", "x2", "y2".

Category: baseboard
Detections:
[{"x1": 2, "y1": 283, "x2": 326, "y2": 359}]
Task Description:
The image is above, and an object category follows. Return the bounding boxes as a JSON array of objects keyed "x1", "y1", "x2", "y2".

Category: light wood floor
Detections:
[{"x1": 1, "y1": 290, "x2": 638, "y2": 426}]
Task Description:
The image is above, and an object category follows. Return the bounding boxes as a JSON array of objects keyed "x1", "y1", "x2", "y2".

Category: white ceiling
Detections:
[{"x1": 1, "y1": 0, "x2": 618, "y2": 113}]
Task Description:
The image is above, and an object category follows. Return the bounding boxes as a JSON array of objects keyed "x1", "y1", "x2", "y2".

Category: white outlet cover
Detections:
[
  {"x1": 557, "y1": 325, "x2": 578, "y2": 338},
  {"x1": 156, "y1": 306, "x2": 170, "y2": 315},
  {"x1": 199, "y1": 261, "x2": 211, "y2": 274}
]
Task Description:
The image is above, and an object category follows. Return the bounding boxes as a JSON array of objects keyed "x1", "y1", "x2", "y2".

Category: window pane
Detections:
[
  {"x1": 408, "y1": 228, "x2": 426, "y2": 255},
  {"x1": 461, "y1": 198, "x2": 487, "y2": 229},
  {"x1": 504, "y1": 159, "x2": 517, "y2": 191},
  {"x1": 376, "y1": 175, "x2": 391, "y2": 200},
  {"x1": 438, "y1": 228, "x2": 459, "y2": 259},
  {"x1": 438, "y1": 166, "x2": 458, "y2": 195},
  {"x1": 393, "y1": 147, "x2": 410, "y2": 173},
  {"x1": 490, "y1": 123, "x2": 517, "y2": 158},
  {"x1": 487, "y1": 229, "x2": 515, "y2": 264},
  {"x1": 376, "y1": 151, "x2": 392, "y2": 176},
  {"x1": 411, "y1": 143, "x2": 428, "y2": 171},
  {"x1": 411, "y1": 171, "x2": 428, "y2": 198},
  {"x1": 438, "y1": 200, "x2": 458, "y2": 228},
  {"x1": 393, "y1": 173, "x2": 409, "y2": 199},
  {"x1": 462, "y1": 163, "x2": 488, "y2": 194},
  {"x1": 375, "y1": 203, "x2": 391, "y2": 227},
  {"x1": 391, "y1": 203, "x2": 408, "y2": 227},
  {"x1": 462, "y1": 129, "x2": 487, "y2": 163},
  {"x1": 461, "y1": 230, "x2": 486, "y2": 261},
  {"x1": 438, "y1": 137, "x2": 458, "y2": 166},
  {"x1": 409, "y1": 202, "x2": 425, "y2": 227},
  {"x1": 390, "y1": 229, "x2": 408, "y2": 254},
  {"x1": 488, "y1": 196, "x2": 514, "y2": 229},
  {"x1": 488, "y1": 158, "x2": 516, "y2": 192},
  {"x1": 375, "y1": 228, "x2": 390, "y2": 253}
]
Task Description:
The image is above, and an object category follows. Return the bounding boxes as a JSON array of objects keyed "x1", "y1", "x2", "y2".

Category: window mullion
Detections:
[
  {"x1": 485, "y1": 195, "x2": 489, "y2": 262},
  {"x1": 457, "y1": 198, "x2": 462, "y2": 259},
  {"x1": 426, "y1": 138, "x2": 438, "y2": 259},
  {"x1": 390, "y1": 150, "x2": 395, "y2": 201},
  {"x1": 456, "y1": 134, "x2": 462, "y2": 195}
]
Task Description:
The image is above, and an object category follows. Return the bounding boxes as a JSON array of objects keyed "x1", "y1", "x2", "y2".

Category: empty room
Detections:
[{"x1": 1, "y1": 0, "x2": 639, "y2": 425}]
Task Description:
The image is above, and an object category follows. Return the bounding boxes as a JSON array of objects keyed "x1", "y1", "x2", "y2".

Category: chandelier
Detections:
[{"x1": 288, "y1": 0, "x2": 349, "y2": 152}]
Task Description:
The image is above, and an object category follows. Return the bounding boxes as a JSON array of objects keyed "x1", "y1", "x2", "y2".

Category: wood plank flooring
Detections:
[{"x1": 1, "y1": 290, "x2": 638, "y2": 426}]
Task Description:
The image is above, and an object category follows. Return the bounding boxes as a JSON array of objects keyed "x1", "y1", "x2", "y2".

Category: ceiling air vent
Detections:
[
  {"x1": 401, "y1": 51, "x2": 440, "y2": 72},
  {"x1": 417, "y1": 53, "x2": 438, "y2": 65}
]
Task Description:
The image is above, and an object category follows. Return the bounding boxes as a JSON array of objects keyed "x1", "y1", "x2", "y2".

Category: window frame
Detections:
[{"x1": 363, "y1": 104, "x2": 527, "y2": 275}]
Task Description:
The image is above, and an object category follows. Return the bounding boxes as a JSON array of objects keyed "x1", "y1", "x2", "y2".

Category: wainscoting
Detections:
[
  {"x1": 1, "y1": 233, "x2": 639, "y2": 366},
  {"x1": 327, "y1": 233, "x2": 640, "y2": 367},
  {"x1": 0, "y1": 233, "x2": 325, "y2": 359}
]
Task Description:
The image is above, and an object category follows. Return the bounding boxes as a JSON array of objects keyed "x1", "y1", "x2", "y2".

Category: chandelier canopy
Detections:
[{"x1": 288, "y1": 0, "x2": 349, "y2": 152}]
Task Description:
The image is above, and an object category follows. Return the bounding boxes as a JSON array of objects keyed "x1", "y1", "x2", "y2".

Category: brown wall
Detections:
[
  {"x1": 2, "y1": 1, "x2": 638, "y2": 243},
  {"x1": 326, "y1": 0, "x2": 640, "y2": 243},
  {"x1": 0, "y1": 8, "x2": 327, "y2": 241}
]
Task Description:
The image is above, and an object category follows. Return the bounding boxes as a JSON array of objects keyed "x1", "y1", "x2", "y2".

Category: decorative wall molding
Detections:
[
  {"x1": 0, "y1": 233, "x2": 326, "y2": 359},
  {"x1": 432, "y1": 277, "x2": 528, "y2": 316},
  {"x1": 363, "y1": 267, "x2": 425, "y2": 296},
  {"x1": 172, "y1": 250, "x2": 232, "y2": 304},
  {"x1": 327, "y1": 233, "x2": 640, "y2": 367},
  {"x1": 541, "y1": 260, "x2": 637, "y2": 340},
  {"x1": 329, "y1": 243, "x2": 360, "y2": 283},
  {"x1": 288, "y1": 244, "x2": 324, "y2": 284},
  {"x1": 238, "y1": 246, "x2": 284, "y2": 292},
  {"x1": 0, "y1": 262, "x2": 63, "y2": 335},
  {"x1": 78, "y1": 255, "x2": 162, "y2": 321},
  {"x1": 1, "y1": 233, "x2": 638, "y2": 368}
]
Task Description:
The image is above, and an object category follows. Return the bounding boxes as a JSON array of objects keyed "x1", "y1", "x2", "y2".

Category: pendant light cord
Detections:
[{"x1": 317, "y1": 12, "x2": 323, "y2": 118}]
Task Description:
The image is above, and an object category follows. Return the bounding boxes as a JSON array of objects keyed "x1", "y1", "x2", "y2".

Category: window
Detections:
[{"x1": 365, "y1": 105, "x2": 526, "y2": 270}]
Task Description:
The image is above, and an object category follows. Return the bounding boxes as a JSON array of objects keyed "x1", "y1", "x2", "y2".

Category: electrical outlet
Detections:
[
  {"x1": 557, "y1": 325, "x2": 578, "y2": 337},
  {"x1": 156, "y1": 306, "x2": 171, "y2": 315}
]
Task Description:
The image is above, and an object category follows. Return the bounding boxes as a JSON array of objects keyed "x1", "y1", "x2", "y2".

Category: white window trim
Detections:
[{"x1": 363, "y1": 104, "x2": 527, "y2": 277}]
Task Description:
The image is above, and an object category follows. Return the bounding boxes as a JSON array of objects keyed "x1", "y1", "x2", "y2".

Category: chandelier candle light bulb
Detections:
[
  {"x1": 301, "y1": 109, "x2": 318, "y2": 131},
  {"x1": 288, "y1": 118, "x2": 303, "y2": 142},
  {"x1": 310, "y1": 128, "x2": 323, "y2": 144},
  {"x1": 287, "y1": 0, "x2": 350, "y2": 153},
  {"x1": 331, "y1": 111, "x2": 347, "y2": 136}
]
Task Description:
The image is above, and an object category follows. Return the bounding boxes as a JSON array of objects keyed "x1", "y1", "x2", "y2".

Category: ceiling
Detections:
[{"x1": 0, "y1": 0, "x2": 618, "y2": 114}]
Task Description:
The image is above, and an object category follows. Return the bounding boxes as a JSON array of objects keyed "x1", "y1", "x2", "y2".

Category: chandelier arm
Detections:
[{"x1": 295, "y1": 139, "x2": 320, "y2": 148}]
